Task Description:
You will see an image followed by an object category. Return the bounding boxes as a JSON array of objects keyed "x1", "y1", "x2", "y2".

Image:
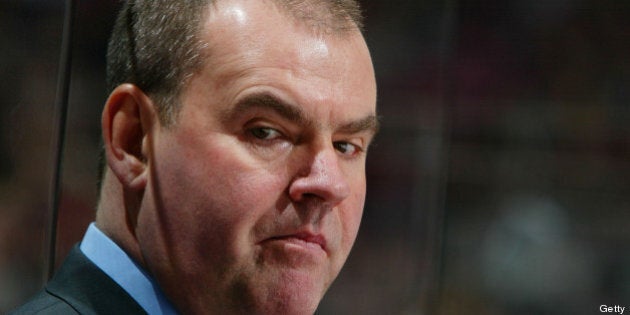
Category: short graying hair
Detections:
[
  {"x1": 106, "y1": 0, "x2": 209, "y2": 125},
  {"x1": 106, "y1": 0, "x2": 364, "y2": 125}
]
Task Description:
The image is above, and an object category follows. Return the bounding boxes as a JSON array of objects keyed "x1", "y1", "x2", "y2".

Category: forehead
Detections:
[{"x1": 190, "y1": 0, "x2": 376, "y2": 119}]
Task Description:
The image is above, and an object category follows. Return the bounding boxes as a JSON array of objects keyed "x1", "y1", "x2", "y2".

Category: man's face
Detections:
[{"x1": 135, "y1": 0, "x2": 377, "y2": 313}]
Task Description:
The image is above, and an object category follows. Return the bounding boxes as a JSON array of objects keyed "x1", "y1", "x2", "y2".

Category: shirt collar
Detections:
[{"x1": 80, "y1": 222, "x2": 179, "y2": 315}]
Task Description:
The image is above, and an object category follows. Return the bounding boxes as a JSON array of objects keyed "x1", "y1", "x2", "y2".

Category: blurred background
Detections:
[{"x1": 1, "y1": 0, "x2": 628, "y2": 314}]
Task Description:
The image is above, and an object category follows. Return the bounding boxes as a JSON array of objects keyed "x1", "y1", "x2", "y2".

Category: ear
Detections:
[{"x1": 102, "y1": 84, "x2": 158, "y2": 191}]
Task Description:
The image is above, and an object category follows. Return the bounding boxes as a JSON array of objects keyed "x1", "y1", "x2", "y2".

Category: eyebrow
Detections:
[
  {"x1": 221, "y1": 92, "x2": 379, "y2": 135},
  {"x1": 338, "y1": 114, "x2": 380, "y2": 137},
  {"x1": 220, "y1": 92, "x2": 310, "y2": 127}
]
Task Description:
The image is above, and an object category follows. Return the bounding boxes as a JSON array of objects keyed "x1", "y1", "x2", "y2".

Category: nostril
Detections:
[
  {"x1": 302, "y1": 192, "x2": 318, "y2": 199},
  {"x1": 291, "y1": 191, "x2": 322, "y2": 203}
]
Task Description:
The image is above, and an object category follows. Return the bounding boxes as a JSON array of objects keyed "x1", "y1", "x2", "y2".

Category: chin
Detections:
[
  {"x1": 257, "y1": 295, "x2": 321, "y2": 315},
  {"x1": 243, "y1": 272, "x2": 328, "y2": 315}
]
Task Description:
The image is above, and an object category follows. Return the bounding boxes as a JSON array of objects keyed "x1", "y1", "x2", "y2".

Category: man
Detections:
[{"x1": 13, "y1": 0, "x2": 377, "y2": 313}]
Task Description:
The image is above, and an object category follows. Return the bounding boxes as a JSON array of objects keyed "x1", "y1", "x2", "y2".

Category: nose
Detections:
[{"x1": 288, "y1": 147, "x2": 351, "y2": 207}]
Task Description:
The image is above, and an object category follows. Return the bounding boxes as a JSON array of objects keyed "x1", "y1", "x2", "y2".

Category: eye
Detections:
[
  {"x1": 249, "y1": 127, "x2": 282, "y2": 140},
  {"x1": 333, "y1": 141, "x2": 361, "y2": 157},
  {"x1": 243, "y1": 125, "x2": 292, "y2": 159}
]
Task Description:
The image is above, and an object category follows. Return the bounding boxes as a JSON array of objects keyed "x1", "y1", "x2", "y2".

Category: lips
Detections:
[{"x1": 264, "y1": 231, "x2": 327, "y2": 253}]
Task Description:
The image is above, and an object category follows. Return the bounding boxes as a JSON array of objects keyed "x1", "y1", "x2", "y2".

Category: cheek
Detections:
[
  {"x1": 346, "y1": 190, "x2": 365, "y2": 236},
  {"x1": 338, "y1": 180, "x2": 366, "y2": 254},
  {"x1": 150, "y1": 133, "x2": 288, "y2": 258}
]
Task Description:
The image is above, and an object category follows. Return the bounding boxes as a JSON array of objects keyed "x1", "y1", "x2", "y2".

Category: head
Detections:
[{"x1": 98, "y1": 0, "x2": 377, "y2": 314}]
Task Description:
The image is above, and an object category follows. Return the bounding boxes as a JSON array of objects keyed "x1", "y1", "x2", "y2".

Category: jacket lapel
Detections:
[{"x1": 46, "y1": 246, "x2": 147, "y2": 314}]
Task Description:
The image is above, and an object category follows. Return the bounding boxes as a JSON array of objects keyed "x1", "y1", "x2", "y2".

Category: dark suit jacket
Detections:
[{"x1": 9, "y1": 246, "x2": 147, "y2": 314}]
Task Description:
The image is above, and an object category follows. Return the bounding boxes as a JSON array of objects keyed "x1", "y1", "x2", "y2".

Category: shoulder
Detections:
[
  {"x1": 8, "y1": 290, "x2": 79, "y2": 315},
  {"x1": 10, "y1": 246, "x2": 146, "y2": 315}
]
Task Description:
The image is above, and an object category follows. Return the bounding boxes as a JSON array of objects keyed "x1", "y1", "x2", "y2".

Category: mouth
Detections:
[{"x1": 264, "y1": 231, "x2": 327, "y2": 253}]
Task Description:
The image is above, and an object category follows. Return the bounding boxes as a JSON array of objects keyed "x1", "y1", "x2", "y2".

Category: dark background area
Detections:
[{"x1": 1, "y1": 1, "x2": 628, "y2": 314}]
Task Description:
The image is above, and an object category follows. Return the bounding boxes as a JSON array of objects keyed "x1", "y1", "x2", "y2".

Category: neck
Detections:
[{"x1": 95, "y1": 169, "x2": 146, "y2": 268}]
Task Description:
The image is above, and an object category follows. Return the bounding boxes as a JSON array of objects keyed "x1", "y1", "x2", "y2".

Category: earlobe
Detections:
[{"x1": 102, "y1": 84, "x2": 157, "y2": 191}]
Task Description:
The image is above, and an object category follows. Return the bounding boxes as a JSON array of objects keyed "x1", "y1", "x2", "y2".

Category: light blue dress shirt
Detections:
[{"x1": 80, "y1": 223, "x2": 178, "y2": 315}]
